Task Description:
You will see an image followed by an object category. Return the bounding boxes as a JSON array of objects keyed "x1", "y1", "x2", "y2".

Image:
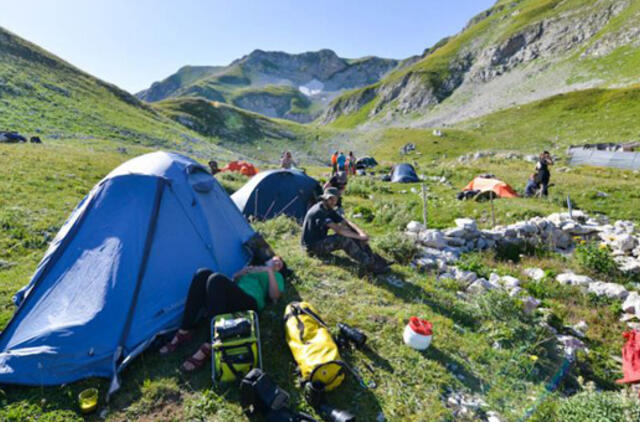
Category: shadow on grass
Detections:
[
  {"x1": 422, "y1": 346, "x2": 485, "y2": 393},
  {"x1": 369, "y1": 269, "x2": 479, "y2": 330},
  {"x1": 116, "y1": 269, "x2": 382, "y2": 420}
]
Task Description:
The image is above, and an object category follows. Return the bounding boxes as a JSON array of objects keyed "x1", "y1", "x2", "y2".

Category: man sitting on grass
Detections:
[{"x1": 301, "y1": 187, "x2": 389, "y2": 274}]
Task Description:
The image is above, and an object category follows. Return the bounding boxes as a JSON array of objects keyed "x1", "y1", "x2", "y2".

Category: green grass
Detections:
[
  {"x1": 3, "y1": 129, "x2": 639, "y2": 420},
  {"x1": 4, "y1": 5, "x2": 640, "y2": 420}
]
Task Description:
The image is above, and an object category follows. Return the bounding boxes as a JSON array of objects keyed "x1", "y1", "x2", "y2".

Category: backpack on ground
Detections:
[
  {"x1": 284, "y1": 302, "x2": 346, "y2": 392},
  {"x1": 211, "y1": 310, "x2": 262, "y2": 385}
]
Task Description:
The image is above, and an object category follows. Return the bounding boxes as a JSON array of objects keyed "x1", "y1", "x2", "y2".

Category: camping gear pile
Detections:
[
  {"x1": 211, "y1": 311, "x2": 261, "y2": 385},
  {"x1": 221, "y1": 160, "x2": 259, "y2": 176},
  {"x1": 0, "y1": 152, "x2": 257, "y2": 394},
  {"x1": 232, "y1": 169, "x2": 322, "y2": 221},
  {"x1": 240, "y1": 368, "x2": 317, "y2": 421}
]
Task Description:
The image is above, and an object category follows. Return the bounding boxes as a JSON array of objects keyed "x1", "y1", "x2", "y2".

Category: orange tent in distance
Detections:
[{"x1": 463, "y1": 177, "x2": 518, "y2": 198}]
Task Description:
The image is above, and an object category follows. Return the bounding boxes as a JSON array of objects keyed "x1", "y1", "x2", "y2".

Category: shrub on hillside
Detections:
[
  {"x1": 457, "y1": 253, "x2": 492, "y2": 279},
  {"x1": 352, "y1": 205, "x2": 374, "y2": 222},
  {"x1": 575, "y1": 242, "x2": 617, "y2": 277},
  {"x1": 555, "y1": 383, "x2": 640, "y2": 422},
  {"x1": 374, "y1": 200, "x2": 417, "y2": 230},
  {"x1": 372, "y1": 232, "x2": 419, "y2": 264},
  {"x1": 345, "y1": 177, "x2": 391, "y2": 198}
]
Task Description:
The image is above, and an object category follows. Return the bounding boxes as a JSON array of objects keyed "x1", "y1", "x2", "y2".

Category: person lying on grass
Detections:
[
  {"x1": 159, "y1": 256, "x2": 285, "y2": 372},
  {"x1": 301, "y1": 187, "x2": 390, "y2": 274}
]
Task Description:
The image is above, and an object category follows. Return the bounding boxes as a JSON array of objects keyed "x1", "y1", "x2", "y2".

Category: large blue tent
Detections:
[
  {"x1": 0, "y1": 151, "x2": 255, "y2": 393},
  {"x1": 232, "y1": 169, "x2": 322, "y2": 221}
]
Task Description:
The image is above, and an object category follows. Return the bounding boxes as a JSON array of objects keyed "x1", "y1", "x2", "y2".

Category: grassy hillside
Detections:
[
  {"x1": 153, "y1": 97, "x2": 343, "y2": 164},
  {"x1": 322, "y1": 0, "x2": 640, "y2": 128},
  {"x1": 0, "y1": 27, "x2": 232, "y2": 158},
  {"x1": 3, "y1": 5, "x2": 640, "y2": 422},
  {"x1": 2, "y1": 126, "x2": 640, "y2": 421},
  {"x1": 3, "y1": 86, "x2": 640, "y2": 421},
  {"x1": 456, "y1": 85, "x2": 640, "y2": 152},
  {"x1": 136, "y1": 65, "x2": 223, "y2": 102}
]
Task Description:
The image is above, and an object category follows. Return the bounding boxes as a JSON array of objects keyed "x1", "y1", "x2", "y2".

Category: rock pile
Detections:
[
  {"x1": 456, "y1": 150, "x2": 538, "y2": 163},
  {"x1": 406, "y1": 211, "x2": 640, "y2": 275}
]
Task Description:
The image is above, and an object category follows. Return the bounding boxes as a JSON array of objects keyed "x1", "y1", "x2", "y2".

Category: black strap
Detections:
[{"x1": 217, "y1": 345, "x2": 255, "y2": 380}]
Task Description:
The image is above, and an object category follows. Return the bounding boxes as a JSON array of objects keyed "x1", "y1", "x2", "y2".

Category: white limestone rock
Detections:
[
  {"x1": 445, "y1": 227, "x2": 466, "y2": 238},
  {"x1": 614, "y1": 234, "x2": 637, "y2": 253},
  {"x1": 622, "y1": 291, "x2": 640, "y2": 315},
  {"x1": 500, "y1": 275, "x2": 520, "y2": 290},
  {"x1": 556, "y1": 335, "x2": 587, "y2": 357},
  {"x1": 616, "y1": 257, "x2": 640, "y2": 274},
  {"x1": 455, "y1": 218, "x2": 477, "y2": 231},
  {"x1": 556, "y1": 272, "x2": 593, "y2": 286},
  {"x1": 587, "y1": 281, "x2": 628, "y2": 300},
  {"x1": 524, "y1": 267, "x2": 545, "y2": 281},
  {"x1": 467, "y1": 278, "x2": 494, "y2": 294},
  {"x1": 406, "y1": 221, "x2": 425, "y2": 233},
  {"x1": 509, "y1": 287, "x2": 523, "y2": 297},
  {"x1": 522, "y1": 296, "x2": 541, "y2": 315},
  {"x1": 419, "y1": 230, "x2": 447, "y2": 249}
]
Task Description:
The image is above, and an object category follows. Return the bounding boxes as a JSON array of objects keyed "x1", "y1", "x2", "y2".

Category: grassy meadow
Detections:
[{"x1": 1, "y1": 117, "x2": 640, "y2": 421}]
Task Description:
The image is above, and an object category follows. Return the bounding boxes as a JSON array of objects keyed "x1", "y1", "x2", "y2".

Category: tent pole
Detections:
[
  {"x1": 264, "y1": 200, "x2": 277, "y2": 219},
  {"x1": 491, "y1": 194, "x2": 496, "y2": 228},
  {"x1": 254, "y1": 188, "x2": 259, "y2": 218},
  {"x1": 275, "y1": 195, "x2": 299, "y2": 218},
  {"x1": 421, "y1": 183, "x2": 428, "y2": 229},
  {"x1": 113, "y1": 178, "x2": 165, "y2": 392}
]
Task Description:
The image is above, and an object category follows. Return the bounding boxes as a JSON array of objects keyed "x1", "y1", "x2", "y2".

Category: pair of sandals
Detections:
[{"x1": 159, "y1": 331, "x2": 210, "y2": 372}]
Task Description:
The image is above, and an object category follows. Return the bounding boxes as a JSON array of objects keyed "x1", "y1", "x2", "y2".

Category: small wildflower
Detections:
[{"x1": 529, "y1": 355, "x2": 539, "y2": 362}]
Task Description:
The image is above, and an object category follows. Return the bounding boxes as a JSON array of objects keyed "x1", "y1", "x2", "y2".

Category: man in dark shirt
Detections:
[
  {"x1": 301, "y1": 187, "x2": 389, "y2": 274},
  {"x1": 323, "y1": 171, "x2": 347, "y2": 211}
]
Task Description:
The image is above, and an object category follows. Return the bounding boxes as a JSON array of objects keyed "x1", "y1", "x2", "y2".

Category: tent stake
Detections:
[
  {"x1": 567, "y1": 195, "x2": 573, "y2": 220},
  {"x1": 491, "y1": 194, "x2": 496, "y2": 228},
  {"x1": 421, "y1": 183, "x2": 428, "y2": 228}
]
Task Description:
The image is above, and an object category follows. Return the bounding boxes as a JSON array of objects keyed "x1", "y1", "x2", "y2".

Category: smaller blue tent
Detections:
[
  {"x1": 0, "y1": 151, "x2": 256, "y2": 393},
  {"x1": 391, "y1": 163, "x2": 419, "y2": 183},
  {"x1": 232, "y1": 169, "x2": 322, "y2": 221}
]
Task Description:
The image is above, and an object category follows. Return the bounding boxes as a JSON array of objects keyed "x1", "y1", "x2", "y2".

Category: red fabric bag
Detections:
[{"x1": 617, "y1": 330, "x2": 640, "y2": 384}]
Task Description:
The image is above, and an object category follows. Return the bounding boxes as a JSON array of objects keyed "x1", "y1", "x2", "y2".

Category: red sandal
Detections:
[
  {"x1": 181, "y1": 343, "x2": 212, "y2": 373},
  {"x1": 159, "y1": 330, "x2": 193, "y2": 355}
]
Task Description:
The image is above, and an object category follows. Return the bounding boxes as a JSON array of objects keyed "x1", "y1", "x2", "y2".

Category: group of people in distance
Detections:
[
  {"x1": 160, "y1": 151, "x2": 388, "y2": 372},
  {"x1": 331, "y1": 150, "x2": 357, "y2": 176},
  {"x1": 524, "y1": 151, "x2": 554, "y2": 197}
]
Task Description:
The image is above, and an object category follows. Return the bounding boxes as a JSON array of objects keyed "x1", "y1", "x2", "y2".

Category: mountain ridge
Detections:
[
  {"x1": 135, "y1": 48, "x2": 400, "y2": 122},
  {"x1": 321, "y1": 0, "x2": 640, "y2": 128}
]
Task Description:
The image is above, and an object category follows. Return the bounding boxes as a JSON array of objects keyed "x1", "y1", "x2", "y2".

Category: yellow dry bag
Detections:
[{"x1": 284, "y1": 302, "x2": 345, "y2": 391}]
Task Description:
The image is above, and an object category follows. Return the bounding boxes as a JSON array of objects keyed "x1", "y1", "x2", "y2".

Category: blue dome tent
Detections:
[
  {"x1": 0, "y1": 151, "x2": 255, "y2": 394},
  {"x1": 232, "y1": 169, "x2": 322, "y2": 221},
  {"x1": 391, "y1": 163, "x2": 419, "y2": 183}
]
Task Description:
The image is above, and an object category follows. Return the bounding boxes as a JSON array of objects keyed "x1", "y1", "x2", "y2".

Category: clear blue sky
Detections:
[{"x1": 0, "y1": 0, "x2": 495, "y2": 93}]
